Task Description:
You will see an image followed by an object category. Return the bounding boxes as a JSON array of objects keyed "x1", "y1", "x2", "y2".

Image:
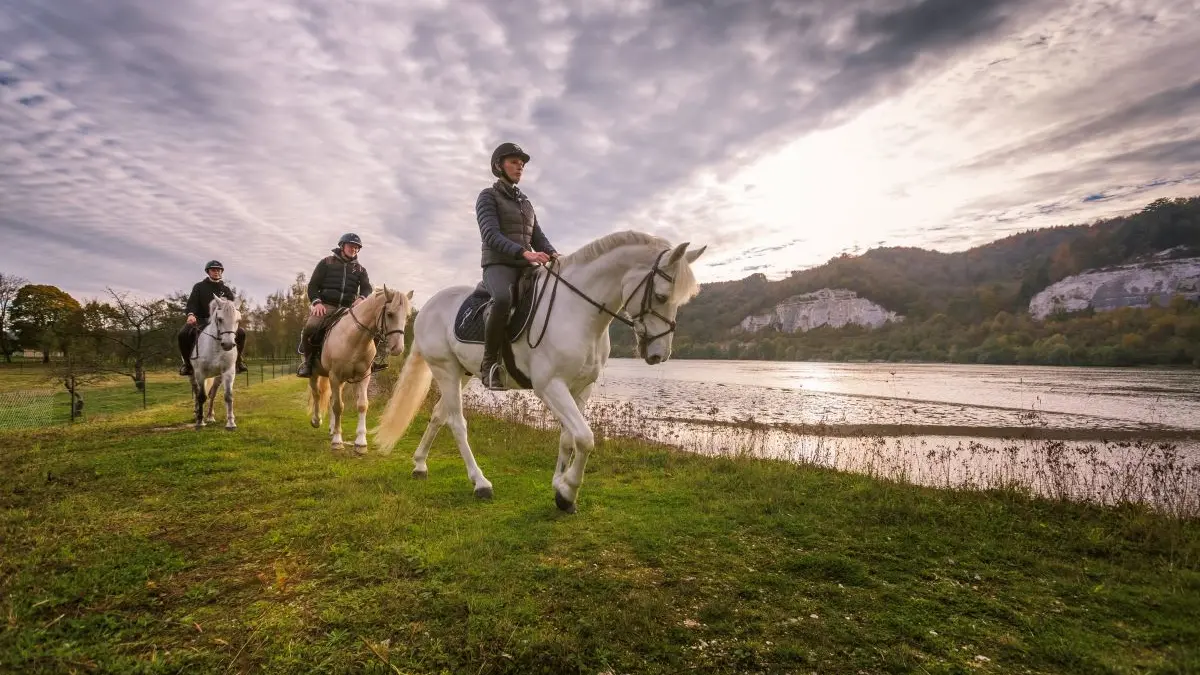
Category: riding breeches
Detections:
[{"x1": 482, "y1": 264, "x2": 521, "y2": 360}]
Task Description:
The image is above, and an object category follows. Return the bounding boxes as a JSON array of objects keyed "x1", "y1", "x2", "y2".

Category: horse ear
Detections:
[
  {"x1": 406, "y1": 289, "x2": 414, "y2": 300},
  {"x1": 667, "y1": 241, "x2": 690, "y2": 266},
  {"x1": 684, "y1": 244, "x2": 707, "y2": 263}
]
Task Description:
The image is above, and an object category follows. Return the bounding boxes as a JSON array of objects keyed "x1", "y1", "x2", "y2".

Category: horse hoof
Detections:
[
  {"x1": 554, "y1": 490, "x2": 577, "y2": 514},
  {"x1": 331, "y1": 443, "x2": 343, "y2": 451},
  {"x1": 353, "y1": 444, "x2": 368, "y2": 456},
  {"x1": 310, "y1": 420, "x2": 320, "y2": 428},
  {"x1": 474, "y1": 486, "x2": 493, "y2": 500},
  {"x1": 412, "y1": 469, "x2": 428, "y2": 480},
  {"x1": 225, "y1": 425, "x2": 236, "y2": 431}
]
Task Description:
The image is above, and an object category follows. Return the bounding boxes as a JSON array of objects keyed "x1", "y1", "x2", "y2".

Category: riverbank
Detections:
[{"x1": 1, "y1": 377, "x2": 1197, "y2": 673}]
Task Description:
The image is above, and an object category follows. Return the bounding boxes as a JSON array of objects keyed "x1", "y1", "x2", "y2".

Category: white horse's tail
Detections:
[{"x1": 374, "y1": 347, "x2": 432, "y2": 452}]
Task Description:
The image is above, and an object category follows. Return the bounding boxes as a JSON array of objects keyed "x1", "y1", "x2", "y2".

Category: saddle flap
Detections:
[{"x1": 453, "y1": 267, "x2": 540, "y2": 345}]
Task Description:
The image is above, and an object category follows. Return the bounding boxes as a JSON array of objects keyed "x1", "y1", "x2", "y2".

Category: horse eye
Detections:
[{"x1": 654, "y1": 293, "x2": 669, "y2": 303}]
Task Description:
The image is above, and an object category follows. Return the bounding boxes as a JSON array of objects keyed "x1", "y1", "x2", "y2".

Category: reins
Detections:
[
  {"x1": 526, "y1": 249, "x2": 678, "y2": 349},
  {"x1": 339, "y1": 288, "x2": 405, "y2": 383}
]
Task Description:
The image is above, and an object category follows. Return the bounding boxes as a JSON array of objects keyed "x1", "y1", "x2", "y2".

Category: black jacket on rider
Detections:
[
  {"x1": 185, "y1": 278, "x2": 237, "y2": 323},
  {"x1": 476, "y1": 180, "x2": 556, "y2": 267},
  {"x1": 307, "y1": 249, "x2": 373, "y2": 308}
]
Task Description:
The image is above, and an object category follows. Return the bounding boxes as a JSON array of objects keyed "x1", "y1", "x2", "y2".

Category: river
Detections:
[{"x1": 459, "y1": 359, "x2": 1200, "y2": 514}]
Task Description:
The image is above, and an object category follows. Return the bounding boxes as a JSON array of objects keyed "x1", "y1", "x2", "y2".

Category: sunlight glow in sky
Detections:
[{"x1": 1, "y1": 0, "x2": 1197, "y2": 306}]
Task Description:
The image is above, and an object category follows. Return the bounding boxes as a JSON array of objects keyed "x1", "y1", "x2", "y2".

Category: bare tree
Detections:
[
  {"x1": 0, "y1": 272, "x2": 28, "y2": 362},
  {"x1": 93, "y1": 288, "x2": 173, "y2": 400}
]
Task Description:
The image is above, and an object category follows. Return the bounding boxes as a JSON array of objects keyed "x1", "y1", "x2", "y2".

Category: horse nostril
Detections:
[{"x1": 647, "y1": 354, "x2": 662, "y2": 365}]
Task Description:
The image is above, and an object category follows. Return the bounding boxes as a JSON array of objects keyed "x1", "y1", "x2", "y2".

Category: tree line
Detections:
[{"x1": 0, "y1": 271, "x2": 377, "y2": 372}]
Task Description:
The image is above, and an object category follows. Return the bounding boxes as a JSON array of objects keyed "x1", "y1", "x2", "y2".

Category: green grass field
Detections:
[
  {"x1": 1, "y1": 372, "x2": 1197, "y2": 674},
  {"x1": 0, "y1": 361, "x2": 299, "y2": 430}
]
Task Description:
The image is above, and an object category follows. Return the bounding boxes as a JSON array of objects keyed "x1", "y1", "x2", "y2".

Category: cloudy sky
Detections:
[{"x1": 2, "y1": 0, "x2": 1198, "y2": 308}]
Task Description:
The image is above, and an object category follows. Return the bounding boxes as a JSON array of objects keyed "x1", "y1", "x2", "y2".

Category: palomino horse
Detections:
[
  {"x1": 307, "y1": 286, "x2": 412, "y2": 454},
  {"x1": 374, "y1": 231, "x2": 705, "y2": 513},
  {"x1": 188, "y1": 296, "x2": 241, "y2": 430}
]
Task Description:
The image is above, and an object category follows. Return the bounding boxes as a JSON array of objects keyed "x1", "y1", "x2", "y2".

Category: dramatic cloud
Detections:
[{"x1": 1, "y1": 0, "x2": 1197, "y2": 305}]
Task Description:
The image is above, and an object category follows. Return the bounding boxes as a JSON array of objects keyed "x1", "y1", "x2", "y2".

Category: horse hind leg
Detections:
[
  {"x1": 436, "y1": 370, "x2": 492, "y2": 499},
  {"x1": 411, "y1": 394, "x2": 450, "y2": 477}
]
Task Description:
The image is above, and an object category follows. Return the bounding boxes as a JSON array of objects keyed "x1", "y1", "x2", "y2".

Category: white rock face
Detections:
[
  {"x1": 1028, "y1": 257, "x2": 1200, "y2": 319},
  {"x1": 738, "y1": 288, "x2": 902, "y2": 333}
]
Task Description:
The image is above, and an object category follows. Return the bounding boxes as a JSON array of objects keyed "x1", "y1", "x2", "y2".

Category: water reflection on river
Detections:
[
  {"x1": 591, "y1": 359, "x2": 1200, "y2": 431},
  {"x1": 458, "y1": 359, "x2": 1200, "y2": 514}
]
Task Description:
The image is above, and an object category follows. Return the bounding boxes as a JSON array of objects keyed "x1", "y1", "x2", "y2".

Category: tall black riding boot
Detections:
[
  {"x1": 480, "y1": 306, "x2": 508, "y2": 390},
  {"x1": 234, "y1": 328, "x2": 248, "y2": 373},
  {"x1": 177, "y1": 325, "x2": 195, "y2": 376}
]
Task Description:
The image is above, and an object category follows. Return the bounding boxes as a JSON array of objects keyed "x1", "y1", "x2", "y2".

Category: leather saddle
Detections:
[{"x1": 453, "y1": 268, "x2": 539, "y2": 345}]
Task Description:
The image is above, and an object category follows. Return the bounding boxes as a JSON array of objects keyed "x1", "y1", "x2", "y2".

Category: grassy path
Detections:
[{"x1": 1, "y1": 376, "x2": 1196, "y2": 674}]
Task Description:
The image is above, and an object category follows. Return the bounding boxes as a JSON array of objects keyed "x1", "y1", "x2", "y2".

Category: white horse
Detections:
[
  {"x1": 374, "y1": 230, "x2": 706, "y2": 513},
  {"x1": 188, "y1": 296, "x2": 241, "y2": 430},
  {"x1": 306, "y1": 286, "x2": 412, "y2": 454}
]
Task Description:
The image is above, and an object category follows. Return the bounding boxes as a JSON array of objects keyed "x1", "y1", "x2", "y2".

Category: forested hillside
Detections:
[{"x1": 610, "y1": 195, "x2": 1200, "y2": 367}]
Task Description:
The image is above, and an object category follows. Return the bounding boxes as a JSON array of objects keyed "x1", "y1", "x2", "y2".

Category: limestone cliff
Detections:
[
  {"x1": 1028, "y1": 256, "x2": 1200, "y2": 319},
  {"x1": 737, "y1": 288, "x2": 902, "y2": 334}
]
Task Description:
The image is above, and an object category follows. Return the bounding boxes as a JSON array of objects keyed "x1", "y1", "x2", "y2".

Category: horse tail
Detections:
[
  {"x1": 374, "y1": 347, "x2": 432, "y2": 452},
  {"x1": 307, "y1": 376, "x2": 331, "y2": 418}
]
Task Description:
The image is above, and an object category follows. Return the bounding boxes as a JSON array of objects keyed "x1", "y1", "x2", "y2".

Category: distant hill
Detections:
[{"x1": 608, "y1": 195, "x2": 1200, "y2": 367}]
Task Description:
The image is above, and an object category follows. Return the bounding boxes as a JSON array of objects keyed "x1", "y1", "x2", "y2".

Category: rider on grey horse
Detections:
[
  {"x1": 178, "y1": 260, "x2": 248, "y2": 376},
  {"x1": 296, "y1": 232, "x2": 378, "y2": 377},
  {"x1": 476, "y1": 142, "x2": 559, "y2": 390}
]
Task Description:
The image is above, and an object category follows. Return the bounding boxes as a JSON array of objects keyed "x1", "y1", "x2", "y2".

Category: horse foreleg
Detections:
[
  {"x1": 435, "y1": 370, "x2": 492, "y2": 499},
  {"x1": 553, "y1": 385, "x2": 594, "y2": 486},
  {"x1": 352, "y1": 376, "x2": 370, "y2": 455},
  {"x1": 223, "y1": 371, "x2": 237, "y2": 430},
  {"x1": 191, "y1": 376, "x2": 206, "y2": 429},
  {"x1": 308, "y1": 376, "x2": 322, "y2": 428},
  {"x1": 539, "y1": 379, "x2": 595, "y2": 514},
  {"x1": 204, "y1": 377, "x2": 220, "y2": 424},
  {"x1": 329, "y1": 378, "x2": 344, "y2": 450}
]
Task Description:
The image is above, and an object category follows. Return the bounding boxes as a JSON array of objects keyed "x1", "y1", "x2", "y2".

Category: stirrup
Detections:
[{"x1": 481, "y1": 362, "x2": 506, "y2": 391}]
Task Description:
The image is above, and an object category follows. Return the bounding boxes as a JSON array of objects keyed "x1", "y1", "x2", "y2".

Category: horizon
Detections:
[{"x1": 2, "y1": 0, "x2": 1199, "y2": 309}]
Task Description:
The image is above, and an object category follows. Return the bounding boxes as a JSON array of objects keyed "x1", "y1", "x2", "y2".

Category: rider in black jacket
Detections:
[
  {"x1": 296, "y1": 233, "x2": 375, "y2": 377},
  {"x1": 178, "y1": 260, "x2": 248, "y2": 375},
  {"x1": 476, "y1": 142, "x2": 558, "y2": 390}
]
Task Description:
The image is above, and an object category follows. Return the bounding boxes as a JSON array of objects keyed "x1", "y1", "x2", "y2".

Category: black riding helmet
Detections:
[
  {"x1": 491, "y1": 142, "x2": 530, "y2": 178},
  {"x1": 338, "y1": 233, "x2": 363, "y2": 249},
  {"x1": 204, "y1": 260, "x2": 224, "y2": 272}
]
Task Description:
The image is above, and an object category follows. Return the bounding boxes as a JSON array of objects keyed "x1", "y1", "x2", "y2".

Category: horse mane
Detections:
[
  {"x1": 560, "y1": 230, "x2": 701, "y2": 305},
  {"x1": 560, "y1": 230, "x2": 671, "y2": 266}
]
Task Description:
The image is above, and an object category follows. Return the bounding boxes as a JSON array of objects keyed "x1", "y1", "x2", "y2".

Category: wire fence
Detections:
[{"x1": 0, "y1": 358, "x2": 302, "y2": 430}]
